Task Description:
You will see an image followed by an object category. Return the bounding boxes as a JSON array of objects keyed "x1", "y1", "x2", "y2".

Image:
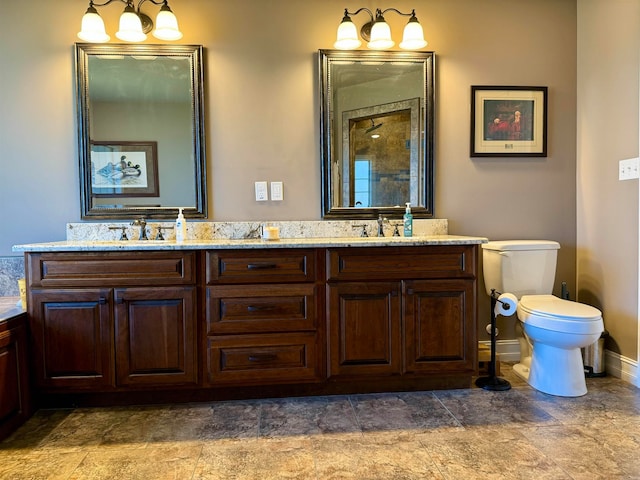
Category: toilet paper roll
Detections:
[{"x1": 494, "y1": 292, "x2": 517, "y2": 316}]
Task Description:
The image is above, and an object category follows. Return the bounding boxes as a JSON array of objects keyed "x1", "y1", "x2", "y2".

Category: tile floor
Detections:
[{"x1": 1, "y1": 365, "x2": 640, "y2": 479}]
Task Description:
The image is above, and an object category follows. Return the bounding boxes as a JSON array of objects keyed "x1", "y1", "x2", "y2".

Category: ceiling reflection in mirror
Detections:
[
  {"x1": 319, "y1": 50, "x2": 434, "y2": 219},
  {"x1": 76, "y1": 43, "x2": 206, "y2": 219}
]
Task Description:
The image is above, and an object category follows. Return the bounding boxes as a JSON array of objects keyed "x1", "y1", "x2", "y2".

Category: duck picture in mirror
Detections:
[{"x1": 319, "y1": 50, "x2": 434, "y2": 219}]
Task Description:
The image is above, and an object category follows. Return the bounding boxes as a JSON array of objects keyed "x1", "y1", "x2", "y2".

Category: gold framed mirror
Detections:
[
  {"x1": 75, "y1": 43, "x2": 207, "y2": 219},
  {"x1": 319, "y1": 49, "x2": 434, "y2": 219}
]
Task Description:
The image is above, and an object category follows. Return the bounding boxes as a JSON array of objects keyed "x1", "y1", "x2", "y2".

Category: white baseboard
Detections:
[
  {"x1": 604, "y1": 350, "x2": 639, "y2": 387},
  {"x1": 479, "y1": 341, "x2": 640, "y2": 388},
  {"x1": 479, "y1": 339, "x2": 520, "y2": 362}
]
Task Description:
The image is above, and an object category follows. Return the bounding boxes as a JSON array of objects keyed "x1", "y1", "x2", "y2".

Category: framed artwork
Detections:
[
  {"x1": 470, "y1": 86, "x2": 547, "y2": 157},
  {"x1": 90, "y1": 141, "x2": 159, "y2": 197}
]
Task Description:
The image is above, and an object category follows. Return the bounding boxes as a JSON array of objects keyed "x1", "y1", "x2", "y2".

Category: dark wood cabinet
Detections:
[
  {"x1": 327, "y1": 281, "x2": 402, "y2": 378},
  {"x1": 205, "y1": 249, "x2": 323, "y2": 386},
  {"x1": 114, "y1": 286, "x2": 197, "y2": 386},
  {"x1": 23, "y1": 243, "x2": 478, "y2": 404},
  {"x1": 0, "y1": 314, "x2": 32, "y2": 441},
  {"x1": 26, "y1": 252, "x2": 198, "y2": 392},
  {"x1": 327, "y1": 246, "x2": 477, "y2": 382},
  {"x1": 30, "y1": 288, "x2": 113, "y2": 389},
  {"x1": 404, "y1": 279, "x2": 476, "y2": 374}
]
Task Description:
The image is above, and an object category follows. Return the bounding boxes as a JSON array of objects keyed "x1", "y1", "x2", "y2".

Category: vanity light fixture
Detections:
[
  {"x1": 334, "y1": 7, "x2": 427, "y2": 50},
  {"x1": 78, "y1": 0, "x2": 183, "y2": 43}
]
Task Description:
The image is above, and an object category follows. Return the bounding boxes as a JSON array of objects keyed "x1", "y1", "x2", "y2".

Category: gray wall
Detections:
[{"x1": 6, "y1": 1, "x2": 630, "y2": 357}]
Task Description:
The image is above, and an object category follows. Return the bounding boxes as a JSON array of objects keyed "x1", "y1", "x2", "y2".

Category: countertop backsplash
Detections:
[{"x1": 66, "y1": 219, "x2": 449, "y2": 242}]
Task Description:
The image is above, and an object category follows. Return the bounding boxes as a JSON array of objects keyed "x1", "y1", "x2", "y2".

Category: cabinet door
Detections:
[
  {"x1": 114, "y1": 286, "x2": 197, "y2": 386},
  {"x1": 327, "y1": 282, "x2": 402, "y2": 378},
  {"x1": 404, "y1": 279, "x2": 476, "y2": 374},
  {"x1": 30, "y1": 289, "x2": 113, "y2": 389},
  {"x1": 0, "y1": 318, "x2": 32, "y2": 440}
]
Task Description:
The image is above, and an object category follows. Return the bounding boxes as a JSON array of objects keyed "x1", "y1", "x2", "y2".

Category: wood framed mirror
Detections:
[
  {"x1": 75, "y1": 43, "x2": 207, "y2": 219},
  {"x1": 319, "y1": 49, "x2": 434, "y2": 219}
]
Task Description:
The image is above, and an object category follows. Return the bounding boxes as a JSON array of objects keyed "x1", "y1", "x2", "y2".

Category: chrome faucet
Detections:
[
  {"x1": 131, "y1": 217, "x2": 148, "y2": 241},
  {"x1": 377, "y1": 214, "x2": 387, "y2": 237}
]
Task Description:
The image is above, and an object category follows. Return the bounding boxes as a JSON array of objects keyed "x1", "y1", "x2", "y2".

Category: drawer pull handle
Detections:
[
  {"x1": 248, "y1": 354, "x2": 277, "y2": 362},
  {"x1": 247, "y1": 263, "x2": 277, "y2": 270},
  {"x1": 247, "y1": 305, "x2": 275, "y2": 312}
]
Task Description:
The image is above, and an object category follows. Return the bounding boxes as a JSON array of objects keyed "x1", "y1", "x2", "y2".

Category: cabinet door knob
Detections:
[
  {"x1": 98, "y1": 297, "x2": 107, "y2": 305},
  {"x1": 115, "y1": 297, "x2": 125, "y2": 304},
  {"x1": 406, "y1": 288, "x2": 414, "y2": 295}
]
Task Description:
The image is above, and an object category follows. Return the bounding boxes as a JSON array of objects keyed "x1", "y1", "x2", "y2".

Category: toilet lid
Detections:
[{"x1": 518, "y1": 295, "x2": 603, "y2": 334}]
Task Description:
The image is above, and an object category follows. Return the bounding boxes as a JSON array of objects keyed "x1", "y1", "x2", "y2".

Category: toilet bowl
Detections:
[{"x1": 517, "y1": 295, "x2": 603, "y2": 397}]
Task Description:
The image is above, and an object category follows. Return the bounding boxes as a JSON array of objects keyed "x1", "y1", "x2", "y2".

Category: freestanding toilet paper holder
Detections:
[{"x1": 475, "y1": 289, "x2": 512, "y2": 391}]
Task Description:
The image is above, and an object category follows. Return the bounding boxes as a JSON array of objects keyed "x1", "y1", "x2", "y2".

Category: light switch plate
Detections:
[
  {"x1": 271, "y1": 181, "x2": 283, "y2": 201},
  {"x1": 255, "y1": 181, "x2": 268, "y2": 201},
  {"x1": 619, "y1": 157, "x2": 639, "y2": 181}
]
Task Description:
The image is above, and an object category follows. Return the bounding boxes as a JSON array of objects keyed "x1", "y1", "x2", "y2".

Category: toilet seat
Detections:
[{"x1": 518, "y1": 295, "x2": 602, "y2": 334}]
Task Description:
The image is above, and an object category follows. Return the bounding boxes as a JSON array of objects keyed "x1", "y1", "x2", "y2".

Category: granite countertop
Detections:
[
  {"x1": 0, "y1": 297, "x2": 24, "y2": 323},
  {"x1": 13, "y1": 235, "x2": 488, "y2": 252}
]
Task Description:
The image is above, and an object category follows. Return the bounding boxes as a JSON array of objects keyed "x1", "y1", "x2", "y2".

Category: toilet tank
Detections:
[{"x1": 482, "y1": 240, "x2": 560, "y2": 298}]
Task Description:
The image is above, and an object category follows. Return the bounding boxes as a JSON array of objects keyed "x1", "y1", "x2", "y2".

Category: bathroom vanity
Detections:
[{"x1": 15, "y1": 230, "x2": 485, "y2": 407}]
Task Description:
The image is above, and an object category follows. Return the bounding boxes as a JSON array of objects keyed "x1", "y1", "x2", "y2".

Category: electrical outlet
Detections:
[
  {"x1": 271, "y1": 181, "x2": 283, "y2": 201},
  {"x1": 255, "y1": 181, "x2": 268, "y2": 201},
  {"x1": 619, "y1": 157, "x2": 640, "y2": 181}
]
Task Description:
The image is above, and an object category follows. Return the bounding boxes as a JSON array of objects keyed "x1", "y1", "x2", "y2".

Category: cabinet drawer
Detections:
[
  {"x1": 28, "y1": 252, "x2": 196, "y2": 287},
  {"x1": 327, "y1": 246, "x2": 476, "y2": 281},
  {"x1": 207, "y1": 284, "x2": 317, "y2": 334},
  {"x1": 208, "y1": 333, "x2": 320, "y2": 385},
  {"x1": 207, "y1": 250, "x2": 315, "y2": 284}
]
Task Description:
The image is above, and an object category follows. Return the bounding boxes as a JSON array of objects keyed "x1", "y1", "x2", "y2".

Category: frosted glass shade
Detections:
[
  {"x1": 116, "y1": 8, "x2": 146, "y2": 42},
  {"x1": 334, "y1": 18, "x2": 362, "y2": 49},
  {"x1": 399, "y1": 19, "x2": 427, "y2": 49},
  {"x1": 153, "y1": 5, "x2": 183, "y2": 41},
  {"x1": 367, "y1": 20, "x2": 394, "y2": 49},
  {"x1": 77, "y1": 8, "x2": 110, "y2": 43}
]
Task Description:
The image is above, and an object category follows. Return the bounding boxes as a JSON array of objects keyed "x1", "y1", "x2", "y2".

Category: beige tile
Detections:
[
  {"x1": 193, "y1": 437, "x2": 316, "y2": 480},
  {"x1": 420, "y1": 427, "x2": 571, "y2": 479},
  {"x1": 259, "y1": 396, "x2": 360, "y2": 437},
  {"x1": 521, "y1": 422, "x2": 640, "y2": 479},
  {"x1": 311, "y1": 433, "x2": 445, "y2": 479},
  {"x1": 0, "y1": 451, "x2": 87, "y2": 480},
  {"x1": 434, "y1": 387, "x2": 561, "y2": 428},
  {"x1": 67, "y1": 442, "x2": 202, "y2": 480}
]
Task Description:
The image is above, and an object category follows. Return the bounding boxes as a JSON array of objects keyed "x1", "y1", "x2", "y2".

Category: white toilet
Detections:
[{"x1": 482, "y1": 240, "x2": 604, "y2": 397}]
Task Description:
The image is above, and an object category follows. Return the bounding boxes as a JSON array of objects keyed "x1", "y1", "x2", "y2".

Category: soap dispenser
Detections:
[
  {"x1": 175, "y1": 208, "x2": 187, "y2": 242},
  {"x1": 403, "y1": 202, "x2": 413, "y2": 237}
]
